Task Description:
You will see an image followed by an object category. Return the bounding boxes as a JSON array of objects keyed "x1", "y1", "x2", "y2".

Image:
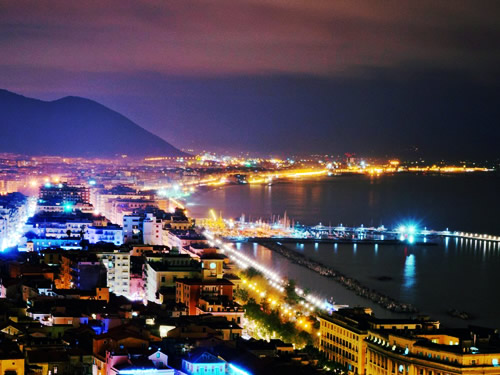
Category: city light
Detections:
[
  {"x1": 229, "y1": 364, "x2": 252, "y2": 375},
  {"x1": 1, "y1": 3, "x2": 499, "y2": 374}
]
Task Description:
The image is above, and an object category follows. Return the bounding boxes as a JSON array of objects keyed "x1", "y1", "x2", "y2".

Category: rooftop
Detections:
[{"x1": 176, "y1": 278, "x2": 234, "y2": 286}]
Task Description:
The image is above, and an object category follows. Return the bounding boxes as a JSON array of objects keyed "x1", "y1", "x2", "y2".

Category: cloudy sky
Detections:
[{"x1": 1, "y1": 0, "x2": 499, "y2": 158}]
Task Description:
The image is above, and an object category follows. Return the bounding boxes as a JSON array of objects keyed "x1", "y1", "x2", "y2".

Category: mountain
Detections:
[{"x1": 0, "y1": 89, "x2": 186, "y2": 157}]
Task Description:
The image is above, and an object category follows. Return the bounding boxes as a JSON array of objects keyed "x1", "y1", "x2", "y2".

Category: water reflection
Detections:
[{"x1": 402, "y1": 254, "x2": 416, "y2": 290}]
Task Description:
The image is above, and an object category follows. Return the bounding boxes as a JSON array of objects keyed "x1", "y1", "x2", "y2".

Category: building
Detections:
[
  {"x1": 123, "y1": 208, "x2": 193, "y2": 245},
  {"x1": 29, "y1": 237, "x2": 82, "y2": 251},
  {"x1": 36, "y1": 200, "x2": 95, "y2": 214},
  {"x1": 86, "y1": 224, "x2": 124, "y2": 246},
  {"x1": 365, "y1": 327, "x2": 500, "y2": 375},
  {"x1": 25, "y1": 212, "x2": 99, "y2": 240},
  {"x1": 175, "y1": 278, "x2": 234, "y2": 316},
  {"x1": 145, "y1": 257, "x2": 201, "y2": 304},
  {"x1": 318, "y1": 308, "x2": 500, "y2": 375},
  {"x1": 196, "y1": 298, "x2": 243, "y2": 325},
  {"x1": 164, "y1": 230, "x2": 206, "y2": 251},
  {"x1": 143, "y1": 212, "x2": 164, "y2": 245},
  {"x1": 182, "y1": 351, "x2": 227, "y2": 375},
  {"x1": 0, "y1": 340, "x2": 24, "y2": 375},
  {"x1": 123, "y1": 214, "x2": 143, "y2": 244},
  {"x1": 39, "y1": 183, "x2": 90, "y2": 204},
  {"x1": 95, "y1": 250, "x2": 131, "y2": 297},
  {"x1": 93, "y1": 348, "x2": 175, "y2": 375},
  {"x1": 109, "y1": 198, "x2": 157, "y2": 226},
  {"x1": 56, "y1": 252, "x2": 106, "y2": 290},
  {"x1": 0, "y1": 192, "x2": 28, "y2": 251},
  {"x1": 166, "y1": 316, "x2": 242, "y2": 341},
  {"x1": 90, "y1": 185, "x2": 150, "y2": 220},
  {"x1": 199, "y1": 253, "x2": 227, "y2": 280},
  {"x1": 319, "y1": 308, "x2": 370, "y2": 374},
  {"x1": 27, "y1": 349, "x2": 69, "y2": 375}
]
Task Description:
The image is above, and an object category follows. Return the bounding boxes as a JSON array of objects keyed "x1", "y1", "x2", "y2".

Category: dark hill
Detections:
[{"x1": 0, "y1": 89, "x2": 185, "y2": 157}]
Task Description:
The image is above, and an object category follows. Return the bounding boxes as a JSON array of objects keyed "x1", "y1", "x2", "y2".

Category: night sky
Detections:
[{"x1": 1, "y1": 1, "x2": 500, "y2": 158}]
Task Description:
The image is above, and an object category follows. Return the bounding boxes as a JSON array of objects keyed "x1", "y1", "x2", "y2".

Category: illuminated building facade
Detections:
[
  {"x1": 39, "y1": 183, "x2": 90, "y2": 204},
  {"x1": 175, "y1": 278, "x2": 234, "y2": 315},
  {"x1": 0, "y1": 192, "x2": 28, "y2": 251},
  {"x1": 96, "y1": 250, "x2": 131, "y2": 297},
  {"x1": 0, "y1": 348, "x2": 24, "y2": 375},
  {"x1": 319, "y1": 308, "x2": 500, "y2": 375},
  {"x1": 86, "y1": 224, "x2": 124, "y2": 246},
  {"x1": 144, "y1": 253, "x2": 201, "y2": 303},
  {"x1": 182, "y1": 352, "x2": 227, "y2": 375},
  {"x1": 365, "y1": 329, "x2": 500, "y2": 375}
]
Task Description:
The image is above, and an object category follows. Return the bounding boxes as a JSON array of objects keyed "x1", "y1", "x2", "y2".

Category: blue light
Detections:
[
  {"x1": 229, "y1": 364, "x2": 252, "y2": 375},
  {"x1": 119, "y1": 370, "x2": 159, "y2": 375},
  {"x1": 63, "y1": 204, "x2": 73, "y2": 212},
  {"x1": 44, "y1": 182, "x2": 52, "y2": 188},
  {"x1": 88, "y1": 179, "x2": 96, "y2": 186},
  {"x1": 408, "y1": 226, "x2": 416, "y2": 234},
  {"x1": 408, "y1": 235, "x2": 415, "y2": 244},
  {"x1": 398, "y1": 225, "x2": 406, "y2": 233}
]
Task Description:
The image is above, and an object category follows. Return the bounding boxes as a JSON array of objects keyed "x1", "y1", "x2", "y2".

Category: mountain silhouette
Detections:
[{"x1": 0, "y1": 89, "x2": 185, "y2": 157}]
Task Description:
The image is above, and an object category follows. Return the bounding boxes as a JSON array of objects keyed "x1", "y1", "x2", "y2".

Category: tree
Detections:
[
  {"x1": 285, "y1": 279, "x2": 300, "y2": 305},
  {"x1": 242, "y1": 266, "x2": 262, "y2": 279},
  {"x1": 296, "y1": 330, "x2": 313, "y2": 347},
  {"x1": 235, "y1": 288, "x2": 249, "y2": 302}
]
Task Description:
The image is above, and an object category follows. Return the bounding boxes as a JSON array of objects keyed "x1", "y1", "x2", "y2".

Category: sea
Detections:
[{"x1": 187, "y1": 173, "x2": 500, "y2": 329}]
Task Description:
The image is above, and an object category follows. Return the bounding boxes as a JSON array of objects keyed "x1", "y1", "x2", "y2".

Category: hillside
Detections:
[{"x1": 0, "y1": 89, "x2": 185, "y2": 157}]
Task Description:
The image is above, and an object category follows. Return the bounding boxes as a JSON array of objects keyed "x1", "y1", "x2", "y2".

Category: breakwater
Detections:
[{"x1": 257, "y1": 240, "x2": 418, "y2": 314}]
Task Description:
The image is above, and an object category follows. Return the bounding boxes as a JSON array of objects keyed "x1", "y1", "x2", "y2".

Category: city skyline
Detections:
[{"x1": 1, "y1": 3, "x2": 500, "y2": 375}]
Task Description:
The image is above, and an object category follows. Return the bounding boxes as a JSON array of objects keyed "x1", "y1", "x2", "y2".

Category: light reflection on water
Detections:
[{"x1": 402, "y1": 254, "x2": 416, "y2": 290}]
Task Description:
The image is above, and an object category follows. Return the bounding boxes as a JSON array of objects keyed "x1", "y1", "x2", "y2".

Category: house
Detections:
[{"x1": 182, "y1": 351, "x2": 226, "y2": 375}]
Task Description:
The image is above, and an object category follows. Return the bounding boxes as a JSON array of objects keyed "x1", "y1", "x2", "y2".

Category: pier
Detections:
[{"x1": 199, "y1": 214, "x2": 500, "y2": 245}]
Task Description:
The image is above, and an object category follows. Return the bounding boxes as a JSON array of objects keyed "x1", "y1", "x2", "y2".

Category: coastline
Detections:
[{"x1": 255, "y1": 240, "x2": 418, "y2": 314}]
